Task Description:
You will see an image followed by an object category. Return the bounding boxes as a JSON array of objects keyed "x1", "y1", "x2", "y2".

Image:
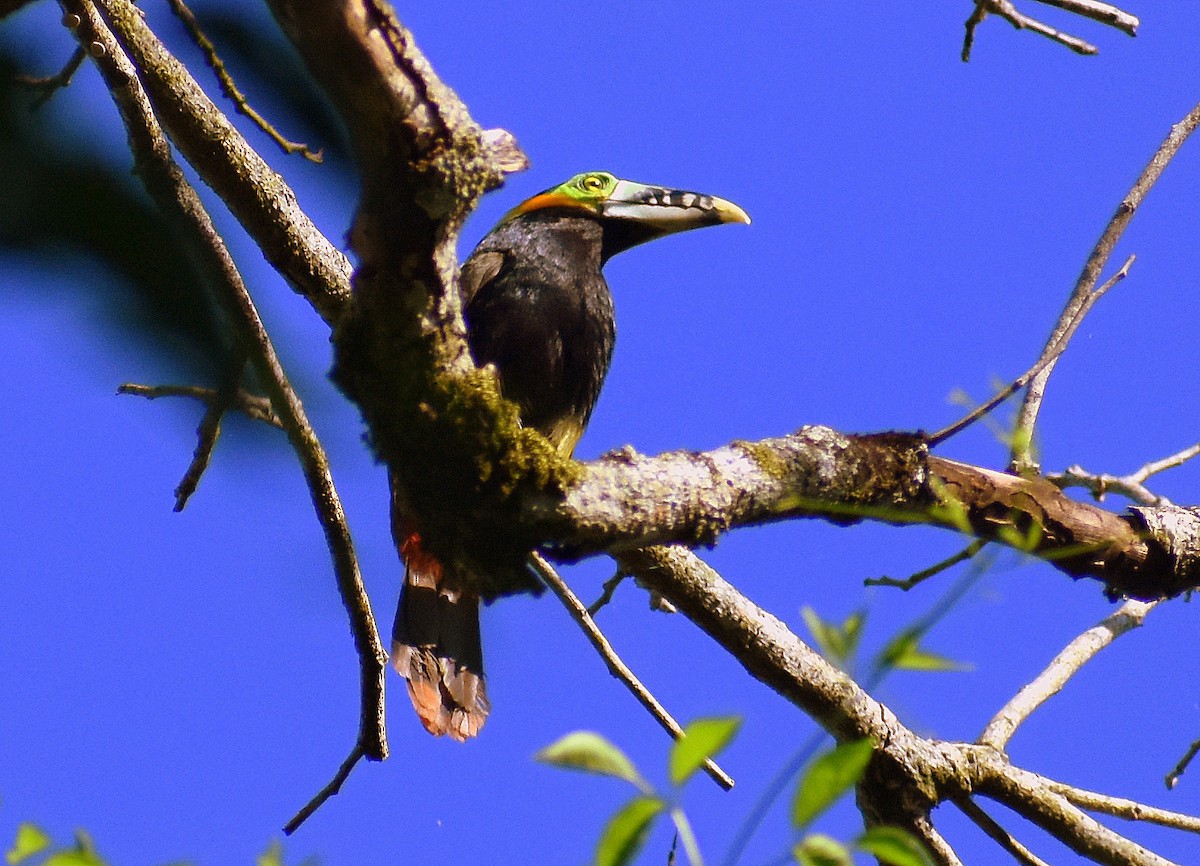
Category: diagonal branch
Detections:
[
  {"x1": 954, "y1": 797, "x2": 1052, "y2": 866},
  {"x1": 620, "y1": 546, "x2": 1196, "y2": 865},
  {"x1": 963, "y1": 1, "x2": 1099, "y2": 61},
  {"x1": 164, "y1": 0, "x2": 323, "y2": 162},
  {"x1": 64, "y1": 0, "x2": 389, "y2": 826},
  {"x1": 979, "y1": 600, "x2": 1156, "y2": 750},
  {"x1": 1011, "y1": 99, "x2": 1200, "y2": 473},
  {"x1": 1031, "y1": 0, "x2": 1139, "y2": 35},
  {"x1": 530, "y1": 552, "x2": 734, "y2": 791},
  {"x1": 96, "y1": 0, "x2": 352, "y2": 324}
]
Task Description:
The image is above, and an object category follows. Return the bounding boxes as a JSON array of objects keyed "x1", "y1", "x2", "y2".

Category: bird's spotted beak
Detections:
[
  {"x1": 599, "y1": 179, "x2": 751, "y2": 231},
  {"x1": 501, "y1": 171, "x2": 749, "y2": 258}
]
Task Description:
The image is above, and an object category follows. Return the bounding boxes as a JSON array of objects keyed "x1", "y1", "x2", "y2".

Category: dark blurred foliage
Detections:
[
  {"x1": 0, "y1": 2, "x2": 352, "y2": 386},
  {"x1": 0, "y1": 48, "x2": 235, "y2": 381}
]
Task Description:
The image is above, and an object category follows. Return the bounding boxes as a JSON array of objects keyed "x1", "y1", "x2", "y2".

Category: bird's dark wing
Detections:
[
  {"x1": 465, "y1": 269, "x2": 612, "y2": 455},
  {"x1": 458, "y1": 250, "x2": 508, "y2": 307}
]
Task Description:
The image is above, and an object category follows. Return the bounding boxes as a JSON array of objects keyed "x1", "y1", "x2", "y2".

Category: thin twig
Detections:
[
  {"x1": 1031, "y1": 0, "x2": 1139, "y2": 35},
  {"x1": 529, "y1": 552, "x2": 735, "y2": 792},
  {"x1": 165, "y1": 351, "x2": 247, "y2": 510},
  {"x1": 963, "y1": 0, "x2": 1097, "y2": 62},
  {"x1": 978, "y1": 600, "x2": 1155, "y2": 750},
  {"x1": 163, "y1": 0, "x2": 323, "y2": 162},
  {"x1": 928, "y1": 255, "x2": 1133, "y2": 446},
  {"x1": 910, "y1": 820, "x2": 966, "y2": 866},
  {"x1": 954, "y1": 797, "x2": 1052, "y2": 866},
  {"x1": 1012, "y1": 98, "x2": 1200, "y2": 473},
  {"x1": 587, "y1": 569, "x2": 629, "y2": 615},
  {"x1": 118, "y1": 382, "x2": 284, "y2": 428},
  {"x1": 866, "y1": 539, "x2": 987, "y2": 589},
  {"x1": 15, "y1": 45, "x2": 86, "y2": 109},
  {"x1": 1050, "y1": 441, "x2": 1200, "y2": 507},
  {"x1": 1050, "y1": 782, "x2": 1200, "y2": 833},
  {"x1": 283, "y1": 744, "x2": 364, "y2": 834},
  {"x1": 67, "y1": 0, "x2": 387, "y2": 831},
  {"x1": 1166, "y1": 739, "x2": 1200, "y2": 790}
]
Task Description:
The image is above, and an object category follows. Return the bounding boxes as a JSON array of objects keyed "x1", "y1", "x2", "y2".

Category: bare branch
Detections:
[
  {"x1": 283, "y1": 744, "x2": 364, "y2": 835},
  {"x1": 530, "y1": 552, "x2": 734, "y2": 791},
  {"x1": 1166, "y1": 739, "x2": 1200, "y2": 790},
  {"x1": 1051, "y1": 783, "x2": 1200, "y2": 833},
  {"x1": 963, "y1": 0, "x2": 1098, "y2": 62},
  {"x1": 587, "y1": 568, "x2": 629, "y2": 615},
  {"x1": 171, "y1": 355, "x2": 248, "y2": 510},
  {"x1": 910, "y1": 820, "x2": 966, "y2": 866},
  {"x1": 1031, "y1": 0, "x2": 1139, "y2": 35},
  {"x1": 96, "y1": 0, "x2": 352, "y2": 324},
  {"x1": 1012, "y1": 99, "x2": 1200, "y2": 473},
  {"x1": 979, "y1": 600, "x2": 1156, "y2": 750},
  {"x1": 928, "y1": 256, "x2": 1133, "y2": 446},
  {"x1": 65, "y1": 0, "x2": 388, "y2": 830},
  {"x1": 977, "y1": 757, "x2": 1178, "y2": 866},
  {"x1": 118, "y1": 382, "x2": 283, "y2": 428},
  {"x1": 15, "y1": 45, "x2": 86, "y2": 108},
  {"x1": 620, "y1": 546, "x2": 1196, "y2": 863},
  {"x1": 1050, "y1": 442, "x2": 1200, "y2": 506},
  {"x1": 953, "y1": 797, "x2": 1053, "y2": 866},
  {"x1": 866, "y1": 539, "x2": 987, "y2": 590},
  {"x1": 164, "y1": 0, "x2": 323, "y2": 162}
]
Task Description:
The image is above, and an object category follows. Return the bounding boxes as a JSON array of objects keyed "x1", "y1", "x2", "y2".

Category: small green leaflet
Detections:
[
  {"x1": 801, "y1": 607, "x2": 865, "y2": 668},
  {"x1": 792, "y1": 738, "x2": 875, "y2": 830},
  {"x1": 7, "y1": 823, "x2": 51, "y2": 865},
  {"x1": 855, "y1": 826, "x2": 934, "y2": 866},
  {"x1": 793, "y1": 833, "x2": 853, "y2": 866},
  {"x1": 877, "y1": 630, "x2": 967, "y2": 672},
  {"x1": 669, "y1": 716, "x2": 741, "y2": 786},
  {"x1": 595, "y1": 796, "x2": 665, "y2": 866},
  {"x1": 536, "y1": 731, "x2": 646, "y2": 788}
]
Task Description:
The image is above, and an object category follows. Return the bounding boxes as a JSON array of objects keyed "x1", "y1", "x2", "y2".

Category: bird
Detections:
[{"x1": 390, "y1": 170, "x2": 750, "y2": 741}]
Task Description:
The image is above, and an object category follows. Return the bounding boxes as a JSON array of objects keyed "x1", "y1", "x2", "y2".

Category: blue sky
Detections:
[{"x1": 3, "y1": 2, "x2": 1200, "y2": 864}]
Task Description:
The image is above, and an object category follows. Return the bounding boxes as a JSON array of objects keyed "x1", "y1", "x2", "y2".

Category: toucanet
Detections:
[{"x1": 391, "y1": 171, "x2": 750, "y2": 740}]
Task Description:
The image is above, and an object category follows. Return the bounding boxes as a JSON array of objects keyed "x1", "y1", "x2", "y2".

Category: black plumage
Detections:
[{"x1": 389, "y1": 173, "x2": 749, "y2": 740}]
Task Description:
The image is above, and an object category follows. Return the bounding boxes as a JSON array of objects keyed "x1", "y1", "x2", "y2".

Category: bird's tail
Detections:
[{"x1": 390, "y1": 529, "x2": 490, "y2": 741}]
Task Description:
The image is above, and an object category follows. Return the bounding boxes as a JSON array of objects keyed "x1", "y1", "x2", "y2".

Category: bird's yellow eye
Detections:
[{"x1": 580, "y1": 174, "x2": 608, "y2": 192}]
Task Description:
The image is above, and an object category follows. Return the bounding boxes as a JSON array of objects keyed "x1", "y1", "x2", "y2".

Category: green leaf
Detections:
[
  {"x1": 7, "y1": 823, "x2": 51, "y2": 865},
  {"x1": 802, "y1": 608, "x2": 865, "y2": 669},
  {"x1": 791, "y1": 738, "x2": 875, "y2": 830},
  {"x1": 537, "y1": 731, "x2": 645, "y2": 788},
  {"x1": 42, "y1": 850, "x2": 106, "y2": 866},
  {"x1": 792, "y1": 834, "x2": 853, "y2": 866},
  {"x1": 256, "y1": 840, "x2": 285, "y2": 866},
  {"x1": 801, "y1": 608, "x2": 843, "y2": 663},
  {"x1": 878, "y1": 631, "x2": 967, "y2": 673},
  {"x1": 594, "y1": 796, "x2": 664, "y2": 866},
  {"x1": 855, "y1": 826, "x2": 934, "y2": 866},
  {"x1": 669, "y1": 716, "x2": 741, "y2": 786}
]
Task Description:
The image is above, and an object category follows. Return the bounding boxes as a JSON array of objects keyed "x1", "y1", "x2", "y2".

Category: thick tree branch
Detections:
[
  {"x1": 532, "y1": 428, "x2": 1194, "y2": 601},
  {"x1": 95, "y1": 0, "x2": 352, "y2": 325},
  {"x1": 619, "y1": 546, "x2": 1193, "y2": 865},
  {"x1": 264, "y1": 0, "x2": 549, "y2": 597}
]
